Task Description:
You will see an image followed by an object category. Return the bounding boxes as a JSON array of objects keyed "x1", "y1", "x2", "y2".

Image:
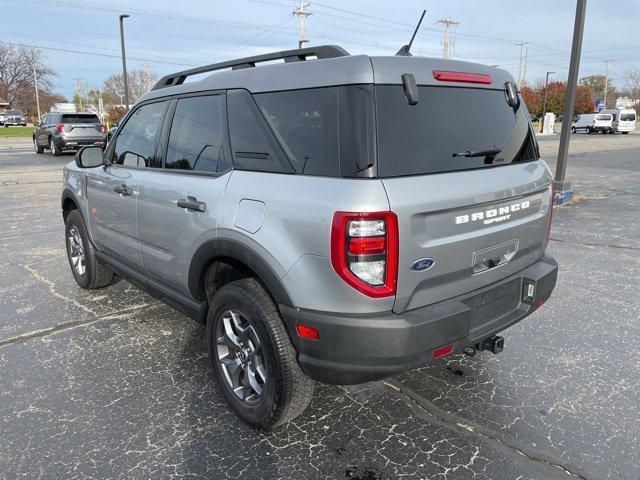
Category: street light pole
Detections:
[
  {"x1": 119, "y1": 14, "x2": 130, "y2": 111},
  {"x1": 540, "y1": 71, "x2": 555, "y2": 133},
  {"x1": 554, "y1": 0, "x2": 587, "y2": 204}
]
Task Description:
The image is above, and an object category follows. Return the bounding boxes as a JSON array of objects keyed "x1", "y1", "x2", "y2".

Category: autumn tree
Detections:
[
  {"x1": 521, "y1": 86, "x2": 542, "y2": 116},
  {"x1": 579, "y1": 74, "x2": 617, "y2": 108},
  {"x1": 103, "y1": 68, "x2": 157, "y2": 105},
  {"x1": 0, "y1": 44, "x2": 56, "y2": 115}
]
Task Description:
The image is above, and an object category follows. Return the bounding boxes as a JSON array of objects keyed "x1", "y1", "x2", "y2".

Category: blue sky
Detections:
[{"x1": 2, "y1": 0, "x2": 639, "y2": 100}]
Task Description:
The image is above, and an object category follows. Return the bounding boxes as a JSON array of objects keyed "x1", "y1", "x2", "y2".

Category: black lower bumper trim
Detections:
[{"x1": 281, "y1": 256, "x2": 558, "y2": 385}]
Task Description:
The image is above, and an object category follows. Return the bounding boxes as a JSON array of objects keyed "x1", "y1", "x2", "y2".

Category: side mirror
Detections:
[{"x1": 75, "y1": 146, "x2": 104, "y2": 168}]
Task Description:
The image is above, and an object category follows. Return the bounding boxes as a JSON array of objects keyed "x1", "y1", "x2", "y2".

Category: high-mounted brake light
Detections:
[
  {"x1": 432, "y1": 70, "x2": 493, "y2": 85},
  {"x1": 331, "y1": 211, "x2": 398, "y2": 298},
  {"x1": 55, "y1": 124, "x2": 65, "y2": 134}
]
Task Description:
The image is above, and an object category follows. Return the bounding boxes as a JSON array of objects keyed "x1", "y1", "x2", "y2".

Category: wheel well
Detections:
[
  {"x1": 62, "y1": 197, "x2": 78, "y2": 221},
  {"x1": 204, "y1": 257, "x2": 257, "y2": 300}
]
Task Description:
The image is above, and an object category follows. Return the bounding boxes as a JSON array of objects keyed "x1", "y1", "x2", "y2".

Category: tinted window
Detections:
[
  {"x1": 375, "y1": 86, "x2": 537, "y2": 177},
  {"x1": 62, "y1": 114, "x2": 100, "y2": 124},
  {"x1": 227, "y1": 90, "x2": 292, "y2": 174},
  {"x1": 165, "y1": 95, "x2": 225, "y2": 173},
  {"x1": 255, "y1": 88, "x2": 339, "y2": 176},
  {"x1": 112, "y1": 102, "x2": 166, "y2": 168},
  {"x1": 621, "y1": 112, "x2": 636, "y2": 121}
]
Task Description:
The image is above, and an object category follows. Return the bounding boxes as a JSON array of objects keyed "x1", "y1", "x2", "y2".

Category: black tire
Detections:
[
  {"x1": 33, "y1": 138, "x2": 44, "y2": 154},
  {"x1": 207, "y1": 278, "x2": 314, "y2": 430},
  {"x1": 571, "y1": 127, "x2": 576, "y2": 133},
  {"x1": 50, "y1": 137, "x2": 62, "y2": 156},
  {"x1": 64, "y1": 210, "x2": 113, "y2": 289},
  {"x1": 587, "y1": 127, "x2": 594, "y2": 134},
  {"x1": 622, "y1": 131, "x2": 629, "y2": 134}
]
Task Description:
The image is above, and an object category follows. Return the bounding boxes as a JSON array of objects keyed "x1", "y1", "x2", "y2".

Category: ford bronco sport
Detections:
[{"x1": 61, "y1": 45, "x2": 557, "y2": 429}]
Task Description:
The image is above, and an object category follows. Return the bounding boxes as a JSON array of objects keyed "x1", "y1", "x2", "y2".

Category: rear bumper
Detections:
[
  {"x1": 55, "y1": 136, "x2": 106, "y2": 150},
  {"x1": 281, "y1": 256, "x2": 558, "y2": 385}
]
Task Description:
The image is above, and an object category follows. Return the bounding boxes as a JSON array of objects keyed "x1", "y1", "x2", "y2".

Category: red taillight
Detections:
[
  {"x1": 331, "y1": 211, "x2": 398, "y2": 298},
  {"x1": 55, "y1": 124, "x2": 65, "y2": 134},
  {"x1": 348, "y1": 237, "x2": 386, "y2": 255},
  {"x1": 101, "y1": 125, "x2": 107, "y2": 133},
  {"x1": 296, "y1": 324, "x2": 319, "y2": 340},
  {"x1": 433, "y1": 344, "x2": 453, "y2": 359},
  {"x1": 432, "y1": 70, "x2": 493, "y2": 85}
]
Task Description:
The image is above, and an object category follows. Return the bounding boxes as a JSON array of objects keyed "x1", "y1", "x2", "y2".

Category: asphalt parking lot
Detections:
[{"x1": 1, "y1": 133, "x2": 638, "y2": 480}]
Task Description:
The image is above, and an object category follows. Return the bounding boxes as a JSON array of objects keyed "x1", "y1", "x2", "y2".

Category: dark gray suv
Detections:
[{"x1": 34, "y1": 112, "x2": 106, "y2": 156}]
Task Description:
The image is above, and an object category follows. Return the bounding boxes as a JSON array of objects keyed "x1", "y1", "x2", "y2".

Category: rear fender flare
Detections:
[{"x1": 188, "y1": 238, "x2": 294, "y2": 307}]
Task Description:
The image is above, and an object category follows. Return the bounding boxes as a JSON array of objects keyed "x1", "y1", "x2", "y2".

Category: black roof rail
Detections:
[{"x1": 152, "y1": 45, "x2": 349, "y2": 91}]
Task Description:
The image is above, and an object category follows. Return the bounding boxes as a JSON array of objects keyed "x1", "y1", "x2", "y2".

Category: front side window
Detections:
[
  {"x1": 165, "y1": 95, "x2": 225, "y2": 173},
  {"x1": 112, "y1": 101, "x2": 166, "y2": 168},
  {"x1": 596, "y1": 114, "x2": 611, "y2": 121}
]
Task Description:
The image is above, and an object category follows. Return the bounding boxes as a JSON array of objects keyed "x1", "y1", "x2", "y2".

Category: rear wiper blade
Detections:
[{"x1": 452, "y1": 148, "x2": 502, "y2": 158}]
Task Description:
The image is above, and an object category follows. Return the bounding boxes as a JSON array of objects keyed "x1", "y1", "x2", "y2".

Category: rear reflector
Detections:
[
  {"x1": 432, "y1": 70, "x2": 493, "y2": 85},
  {"x1": 296, "y1": 324, "x2": 319, "y2": 340},
  {"x1": 348, "y1": 236, "x2": 386, "y2": 255},
  {"x1": 433, "y1": 344, "x2": 453, "y2": 359}
]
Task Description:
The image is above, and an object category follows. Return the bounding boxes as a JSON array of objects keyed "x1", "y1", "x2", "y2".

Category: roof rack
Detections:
[{"x1": 152, "y1": 45, "x2": 349, "y2": 91}]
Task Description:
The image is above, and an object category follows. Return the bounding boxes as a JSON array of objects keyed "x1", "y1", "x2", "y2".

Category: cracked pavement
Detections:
[{"x1": 1, "y1": 134, "x2": 639, "y2": 479}]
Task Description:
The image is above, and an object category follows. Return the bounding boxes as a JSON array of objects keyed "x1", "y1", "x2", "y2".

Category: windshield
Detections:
[
  {"x1": 596, "y1": 114, "x2": 612, "y2": 121},
  {"x1": 62, "y1": 114, "x2": 100, "y2": 124},
  {"x1": 620, "y1": 112, "x2": 636, "y2": 121},
  {"x1": 375, "y1": 86, "x2": 537, "y2": 177}
]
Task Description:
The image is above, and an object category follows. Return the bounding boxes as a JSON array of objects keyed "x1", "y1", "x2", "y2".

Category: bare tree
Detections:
[
  {"x1": 0, "y1": 44, "x2": 55, "y2": 107},
  {"x1": 624, "y1": 68, "x2": 640, "y2": 103},
  {"x1": 103, "y1": 67, "x2": 158, "y2": 105}
]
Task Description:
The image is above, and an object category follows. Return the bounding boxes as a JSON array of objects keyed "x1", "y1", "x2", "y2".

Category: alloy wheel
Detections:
[
  {"x1": 67, "y1": 225, "x2": 86, "y2": 276},
  {"x1": 216, "y1": 309, "x2": 267, "y2": 405}
]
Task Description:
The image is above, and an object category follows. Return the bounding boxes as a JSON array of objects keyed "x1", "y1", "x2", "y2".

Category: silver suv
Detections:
[{"x1": 61, "y1": 46, "x2": 557, "y2": 429}]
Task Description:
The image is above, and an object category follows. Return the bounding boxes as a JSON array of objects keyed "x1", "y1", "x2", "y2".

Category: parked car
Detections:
[
  {"x1": 571, "y1": 113, "x2": 613, "y2": 134},
  {"x1": 600, "y1": 108, "x2": 636, "y2": 134},
  {"x1": 33, "y1": 112, "x2": 106, "y2": 156},
  {"x1": 0, "y1": 112, "x2": 5, "y2": 125},
  {"x1": 3, "y1": 109, "x2": 27, "y2": 126},
  {"x1": 61, "y1": 45, "x2": 557, "y2": 429}
]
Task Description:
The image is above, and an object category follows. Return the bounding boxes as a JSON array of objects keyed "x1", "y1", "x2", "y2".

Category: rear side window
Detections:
[
  {"x1": 112, "y1": 101, "x2": 166, "y2": 168},
  {"x1": 165, "y1": 95, "x2": 226, "y2": 173},
  {"x1": 375, "y1": 86, "x2": 537, "y2": 177},
  {"x1": 254, "y1": 88, "x2": 339, "y2": 176},
  {"x1": 62, "y1": 114, "x2": 100, "y2": 124},
  {"x1": 227, "y1": 89, "x2": 293, "y2": 174}
]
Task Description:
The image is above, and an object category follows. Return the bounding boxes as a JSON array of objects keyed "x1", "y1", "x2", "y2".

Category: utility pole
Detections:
[
  {"x1": 436, "y1": 19, "x2": 459, "y2": 59},
  {"x1": 292, "y1": 1, "x2": 311, "y2": 49},
  {"x1": 515, "y1": 42, "x2": 528, "y2": 86},
  {"x1": 33, "y1": 67, "x2": 41, "y2": 124},
  {"x1": 119, "y1": 14, "x2": 130, "y2": 110},
  {"x1": 603, "y1": 59, "x2": 613, "y2": 108},
  {"x1": 555, "y1": 0, "x2": 588, "y2": 205},
  {"x1": 522, "y1": 43, "x2": 529, "y2": 85},
  {"x1": 74, "y1": 77, "x2": 85, "y2": 111},
  {"x1": 540, "y1": 71, "x2": 555, "y2": 133}
]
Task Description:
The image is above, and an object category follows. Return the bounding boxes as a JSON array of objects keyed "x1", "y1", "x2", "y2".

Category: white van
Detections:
[
  {"x1": 571, "y1": 113, "x2": 613, "y2": 134},
  {"x1": 601, "y1": 108, "x2": 636, "y2": 134}
]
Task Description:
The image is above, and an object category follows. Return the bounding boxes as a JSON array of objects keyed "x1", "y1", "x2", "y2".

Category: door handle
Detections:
[
  {"x1": 114, "y1": 184, "x2": 133, "y2": 196},
  {"x1": 177, "y1": 196, "x2": 206, "y2": 212}
]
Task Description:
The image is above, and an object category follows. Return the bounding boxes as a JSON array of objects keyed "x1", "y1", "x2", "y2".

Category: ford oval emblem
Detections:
[{"x1": 410, "y1": 258, "x2": 435, "y2": 272}]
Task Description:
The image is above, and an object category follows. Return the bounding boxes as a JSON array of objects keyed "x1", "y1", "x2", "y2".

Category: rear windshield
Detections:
[
  {"x1": 596, "y1": 114, "x2": 612, "y2": 121},
  {"x1": 375, "y1": 86, "x2": 537, "y2": 177},
  {"x1": 620, "y1": 112, "x2": 636, "y2": 121},
  {"x1": 6, "y1": 110, "x2": 23, "y2": 115},
  {"x1": 62, "y1": 114, "x2": 100, "y2": 124}
]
